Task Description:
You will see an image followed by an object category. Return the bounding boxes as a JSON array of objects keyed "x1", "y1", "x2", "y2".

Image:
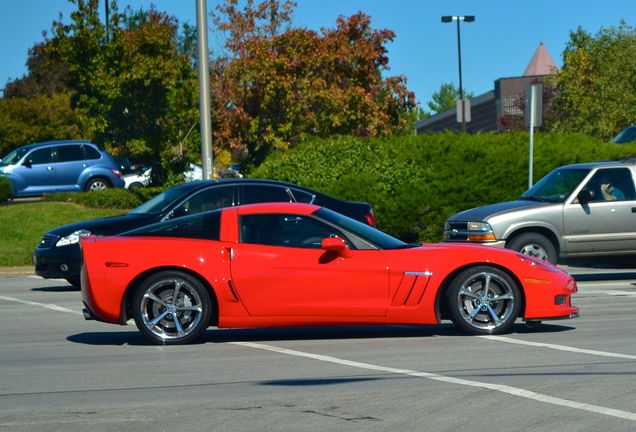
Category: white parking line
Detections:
[
  {"x1": 231, "y1": 341, "x2": 636, "y2": 421},
  {"x1": 0, "y1": 295, "x2": 82, "y2": 316},
  {"x1": 480, "y1": 335, "x2": 636, "y2": 360}
]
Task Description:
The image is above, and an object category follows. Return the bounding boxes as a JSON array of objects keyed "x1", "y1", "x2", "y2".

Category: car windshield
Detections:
[
  {"x1": 612, "y1": 126, "x2": 636, "y2": 144},
  {"x1": 521, "y1": 168, "x2": 590, "y2": 203},
  {"x1": 129, "y1": 183, "x2": 199, "y2": 214},
  {"x1": 0, "y1": 147, "x2": 28, "y2": 166},
  {"x1": 315, "y1": 207, "x2": 411, "y2": 250}
]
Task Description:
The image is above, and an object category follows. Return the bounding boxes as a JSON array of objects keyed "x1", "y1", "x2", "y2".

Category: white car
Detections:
[{"x1": 123, "y1": 167, "x2": 152, "y2": 189}]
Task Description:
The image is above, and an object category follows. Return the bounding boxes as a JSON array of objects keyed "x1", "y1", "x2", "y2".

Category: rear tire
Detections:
[
  {"x1": 132, "y1": 271, "x2": 212, "y2": 345},
  {"x1": 85, "y1": 177, "x2": 110, "y2": 192},
  {"x1": 507, "y1": 232, "x2": 557, "y2": 264}
]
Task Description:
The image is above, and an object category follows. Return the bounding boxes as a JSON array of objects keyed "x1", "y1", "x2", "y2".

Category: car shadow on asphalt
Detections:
[
  {"x1": 31, "y1": 285, "x2": 79, "y2": 292},
  {"x1": 66, "y1": 322, "x2": 575, "y2": 346}
]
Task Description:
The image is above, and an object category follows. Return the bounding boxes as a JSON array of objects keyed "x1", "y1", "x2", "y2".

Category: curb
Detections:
[{"x1": 0, "y1": 266, "x2": 35, "y2": 277}]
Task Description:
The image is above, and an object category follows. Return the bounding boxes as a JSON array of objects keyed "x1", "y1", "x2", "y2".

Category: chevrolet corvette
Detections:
[{"x1": 80, "y1": 202, "x2": 579, "y2": 344}]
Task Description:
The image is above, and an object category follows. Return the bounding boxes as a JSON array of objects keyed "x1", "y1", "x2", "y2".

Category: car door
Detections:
[
  {"x1": 13, "y1": 147, "x2": 56, "y2": 194},
  {"x1": 563, "y1": 167, "x2": 636, "y2": 254},
  {"x1": 54, "y1": 144, "x2": 87, "y2": 191},
  {"x1": 229, "y1": 211, "x2": 389, "y2": 318}
]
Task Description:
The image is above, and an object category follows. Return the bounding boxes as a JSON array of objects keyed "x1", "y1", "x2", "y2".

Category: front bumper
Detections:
[{"x1": 33, "y1": 244, "x2": 82, "y2": 280}]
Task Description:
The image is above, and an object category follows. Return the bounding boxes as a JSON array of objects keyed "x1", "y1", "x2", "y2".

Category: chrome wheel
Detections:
[
  {"x1": 448, "y1": 266, "x2": 521, "y2": 334},
  {"x1": 132, "y1": 272, "x2": 211, "y2": 344},
  {"x1": 86, "y1": 178, "x2": 109, "y2": 191},
  {"x1": 519, "y1": 243, "x2": 548, "y2": 261}
]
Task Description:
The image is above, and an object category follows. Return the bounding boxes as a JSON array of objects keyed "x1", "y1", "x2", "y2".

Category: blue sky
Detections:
[{"x1": 1, "y1": 0, "x2": 634, "y2": 107}]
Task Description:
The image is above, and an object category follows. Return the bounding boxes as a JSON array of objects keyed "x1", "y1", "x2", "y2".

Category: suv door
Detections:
[
  {"x1": 14, "y1": 147, "x2": 56, "y2": 195},
  {"x1": 563, "y1": 167, "x2": 636, "y2": 254},
  {"x1": 54, "y1": 144, "x2": 87, "y2": 192}
]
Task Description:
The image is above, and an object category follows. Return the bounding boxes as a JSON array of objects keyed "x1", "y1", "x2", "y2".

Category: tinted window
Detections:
[
  {"x1": 83, "y1": 145, "x2": 101, "y2": 160},
  {"x1": 583, "y1": 168, "x2": 636, "y2": 202},
  {"x1": 27, "y1": 148, "x2": 54, "y2": 165},
  {"x1": 315, "y1": 207, "x2": 408, "y2": 250},
  {"x1": 172, "y1": 186, "x2": 234, "y2": 217},
  {"x1": 130, "y1": 183, "x2": 199, "y2": 214},
  {"x1": 0, "y1": 147, "x2": 28, "y2": 166},
  {"x1": 241, "y1": 185, "x2": 291, "y2": 204},
  {"x1": 289, "y1": 188, "x2": 315, "y2": 204},
  {"x1": 521, "y1": 168, "x2": 590, "y2": 203},
  {"x1": 122, "y1": 210, "x2": 221, "y2": 240},
  {"x1": 240, "y1": 213, "x2": 349, "y2": 248},
  {"x1": 56, "y1": 145, "x2": 85, "y2": 162}
]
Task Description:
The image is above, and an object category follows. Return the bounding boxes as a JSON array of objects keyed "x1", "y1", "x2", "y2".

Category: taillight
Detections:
[
  {"x1": 111, "y1": 168, "x2": 122, "y2": 178},
  {"x1": 365, "y1": 210, "x2": 376, "y2": 227}
]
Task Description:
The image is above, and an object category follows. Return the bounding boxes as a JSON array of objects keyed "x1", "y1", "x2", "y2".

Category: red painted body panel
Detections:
[{"x1": 81, "y1": 203, "x2": 578, "y2": 330}]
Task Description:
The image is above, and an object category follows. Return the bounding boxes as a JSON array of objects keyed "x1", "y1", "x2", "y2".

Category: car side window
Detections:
[
  {"x1": 83, "y1": 145, "x2": 101, "y2": 160},
  {"x1": 56, "y1": 145, "x2": 85, "y2": 162},
  {"x1": 26, "y1": 148, "x2": 54, "y2": 165},
  {"x1": 289, "y1": 188, "x2": 315, "y2": 204},
  {"x1": 239, "y1": 213, "x2": 350, "y2": 249},
  {"x1": 583, "y1": 168, "x2": 636, "y2": 202},
  {"x1": 172, "y1": 186, "x2": 234, "y2": 218},
  {"x1": 124, "y1": 211, "x2": 221, "y2": 241},
  {"x1": 241, "y1": 185, "x2": 292, "y2": 204}
]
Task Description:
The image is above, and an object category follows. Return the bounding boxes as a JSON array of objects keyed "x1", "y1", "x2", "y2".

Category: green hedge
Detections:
[
  {"x1": 0, "y1": 176, "x2": 11, "y2": 202},
  {"x1": 251, "y1": 132, "x2": 636, "y2": 242},
  {"x1": 42, "y1": 187, "x2": 165, "y2": 209}
]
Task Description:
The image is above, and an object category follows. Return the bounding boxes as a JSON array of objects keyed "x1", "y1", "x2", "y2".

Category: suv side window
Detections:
[
  {"x1": 241, "y1": 185, "x2": 292, "y2": 204},
  {"x1": 584, "y1": 168, "x2": 636, "y2": 202},
  {"x1": 239, "y1": 213, "x2": 349, "y2": 248},
  {"x1": 56, "y1": 145, "x2": 85, "y2": 162},
  {"x1": 83, "y1": 145, "x2": 101, "y2": 160},
  {"x1": 171, "y1": 186, "x2": 234, "y2": 218},
  {"x1": 27, "y1": 148, "x2": 54, "y2": 165}
]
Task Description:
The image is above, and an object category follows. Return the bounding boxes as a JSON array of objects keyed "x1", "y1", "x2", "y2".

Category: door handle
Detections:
[{"x1": 47, "y1": 166, "x2": 53, "y2": 171}]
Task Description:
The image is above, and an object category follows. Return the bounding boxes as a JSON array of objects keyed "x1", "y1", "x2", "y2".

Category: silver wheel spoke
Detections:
[
  {"x1": 149, "y1": 310, "x2": 169, "y2": 327},
  {"x1": 467, "y1": 305, "x2": 482, "y2": 321},
  {"x1": 459, "y1": 287, "x2": 479, "y2": 300},
  {"x1": 145, "y1": 292, "x2": 168, "y2": 307},
  {"x1": 486, "y1": 304, "x2": 503, "y2": 326},
  {"x1": 177, "y1": 305, "x2": 202, "y2": 312},
  {"x1": 482, "y1": 274, "x2": 492, "y2": 297},
  {"x1": 172, "y1": 314, "x2": 186, "y2": 337},
  {"x1": 493, "y1": 293, "x2": 514, "y2": 302},
  {"x1": 172, "y1": 280, "x2": 183, "y2": 303}
]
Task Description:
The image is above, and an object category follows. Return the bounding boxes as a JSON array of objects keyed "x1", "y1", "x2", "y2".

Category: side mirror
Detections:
[
  {"x1": 577, "y1": 189, "x2": 593, "y2": 205},
  {"x1": 321, "y1": 237, "x2": 352, "y2": 258}
]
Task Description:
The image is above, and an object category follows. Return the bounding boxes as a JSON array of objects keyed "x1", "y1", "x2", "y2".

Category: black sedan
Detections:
[{"x1": 33, "y1": 178, "x2": 375, "y2": 287}]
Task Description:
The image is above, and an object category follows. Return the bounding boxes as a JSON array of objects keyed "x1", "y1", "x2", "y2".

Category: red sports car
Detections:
[{"x1": 80, "y1": 202, "x2": 579, "y2": 344}]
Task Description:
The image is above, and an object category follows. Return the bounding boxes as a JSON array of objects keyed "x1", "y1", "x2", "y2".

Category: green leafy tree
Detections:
[
  {"x1": 550, "y1": 22, "x2": 636, "y2": 139},
  {"x1": 211, "y1": 0, "x2": 416, "y2": 163},
  {"x1": 427, "y1": 82, "x2": 473, "y2": 114}
]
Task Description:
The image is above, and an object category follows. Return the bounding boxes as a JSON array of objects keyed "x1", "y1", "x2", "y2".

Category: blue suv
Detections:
[{"x1": 0, "y1": 140, "x2": 124, "y2": 197}]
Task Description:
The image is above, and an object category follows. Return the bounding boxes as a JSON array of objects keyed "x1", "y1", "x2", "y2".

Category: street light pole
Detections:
[
  {"x1": 196, "y1": 0, "x2": 214, "y2": 180},
  {"x1": 441, "y1": 15, "x2": 475, "y2": 133}
]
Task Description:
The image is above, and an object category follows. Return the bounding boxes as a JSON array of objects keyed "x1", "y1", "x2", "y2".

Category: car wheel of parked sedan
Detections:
[
  {"x1": 507, "y1": 232, "x2": 557, "y2": 264},
  {"x1": 447, "y1": 266, "x2": 522, "y2": 335},
  {"x1": 132, "y1": 271, "x2": 212, "y2": 345},
  {"x1": 85, "y1": 177, "x2": 110, "y2": 192},
  {"x1": 128, "y1": 182, "x2": 143, "y2": 190}
]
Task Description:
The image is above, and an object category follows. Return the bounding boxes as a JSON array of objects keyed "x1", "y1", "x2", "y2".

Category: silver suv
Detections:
[{"x1": 443, "y1": 160, "x2": 636, "y2": 263}]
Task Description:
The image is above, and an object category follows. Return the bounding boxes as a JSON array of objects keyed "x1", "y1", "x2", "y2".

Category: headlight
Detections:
[
  {"x1": 466, "y1": 221, "x2": 496, "y2": 241},
  {"x1": 56, "y1": 229, "x2": 91, "y2": 247}
]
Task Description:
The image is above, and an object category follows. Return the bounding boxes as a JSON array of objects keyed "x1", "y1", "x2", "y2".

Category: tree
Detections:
[
  {"x1": 427, "y1": 82, "x2": 473, "y2": 114},
  {"x1": 49, "y1": 1, "x2": 199, "y2": 181},
  {"x1": 550, "y1": 22, "x2": 636, "y2": 139},
  {"x1": 211, "y1": 0, "x2": 416, "y2": 163}
]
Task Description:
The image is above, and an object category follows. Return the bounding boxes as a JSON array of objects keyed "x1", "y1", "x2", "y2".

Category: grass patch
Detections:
[{"x1": 0, "y1": 202, "x2": 125, "y2": 266}]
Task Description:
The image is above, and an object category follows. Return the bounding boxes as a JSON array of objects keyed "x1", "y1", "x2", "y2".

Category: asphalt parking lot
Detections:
[{"x1": 1, "y1": 265, "x2": 635, "y2": 432}]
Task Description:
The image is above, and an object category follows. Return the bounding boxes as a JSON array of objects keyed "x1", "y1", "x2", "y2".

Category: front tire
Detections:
[
  {"x1": 447, "y1": 266, "x2": 522, "y2": 335},
  {"x1": 507, "y1": 232, "x2": 557, "y2": 264},
  {"x1": 85, "y1": 177, "x2": 110, "y2": 192},
  {"x1": 132, "y1": 271, "x2": 212, "y2": 345}
]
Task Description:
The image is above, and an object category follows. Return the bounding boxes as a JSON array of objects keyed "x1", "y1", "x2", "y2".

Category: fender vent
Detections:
[{"x1": 392, "y1": 271, "x2": 432, "y2": 306}]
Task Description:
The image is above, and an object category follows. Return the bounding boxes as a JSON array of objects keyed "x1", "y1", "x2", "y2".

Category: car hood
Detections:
[
  {"x1": 47, "y1": 213, "x2": 159, "y2": 237},
  {"x1": 447, "y1": 199, "x2": 554, "y2": 222}
]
